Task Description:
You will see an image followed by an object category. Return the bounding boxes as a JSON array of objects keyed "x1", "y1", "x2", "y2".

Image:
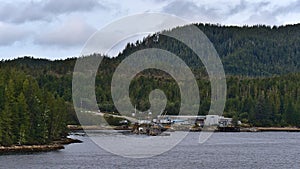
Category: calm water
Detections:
[{"x1": 1, "y1": 132, "x2": 300, "y2": 169}]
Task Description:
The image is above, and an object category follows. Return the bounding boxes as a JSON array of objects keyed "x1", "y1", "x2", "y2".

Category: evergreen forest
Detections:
[{"x1": 1, "y1": 23, "x2": 300, "y2": 146}]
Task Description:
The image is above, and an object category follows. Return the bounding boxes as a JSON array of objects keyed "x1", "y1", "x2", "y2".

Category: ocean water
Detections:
[{"x1": 0, "y1": 132, "x2": 299, "y2": 169}]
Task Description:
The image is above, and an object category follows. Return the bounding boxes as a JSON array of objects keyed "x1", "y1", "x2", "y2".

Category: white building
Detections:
[{"x1": 157, "y1": 115, "x2": 233, "y2": 126}]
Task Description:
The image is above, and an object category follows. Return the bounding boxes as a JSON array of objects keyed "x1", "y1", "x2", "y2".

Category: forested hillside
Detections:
[
  {"x1": 0, "y1": 69, "x2": 68, "y2": 146},
  {"x1": 0, "y1": 23, "x2": 300, "y2": 146},
  {"x1": 119, "y1": 23, "x2": 300, "y2": 76}
]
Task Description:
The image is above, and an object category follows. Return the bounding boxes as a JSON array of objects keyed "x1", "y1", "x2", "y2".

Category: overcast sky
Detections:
[{"x1": 0, "y1": 0, "x2": 299, "y2": 60}]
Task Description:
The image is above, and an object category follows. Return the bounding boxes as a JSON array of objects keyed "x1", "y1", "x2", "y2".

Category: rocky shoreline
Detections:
[{"x1": 0, "y1": 138, "x2": 82, "y2": 154}]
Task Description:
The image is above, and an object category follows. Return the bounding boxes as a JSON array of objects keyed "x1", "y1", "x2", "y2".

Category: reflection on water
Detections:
[
  {"x1": 86, "y1": 130, "x2": 188, "y2": 158},
  {"x1": 1, "y1": 132, "x2": 300, "y2": 169}
]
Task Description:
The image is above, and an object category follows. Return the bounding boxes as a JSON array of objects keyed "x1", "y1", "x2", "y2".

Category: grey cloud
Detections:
[
  {"x1": 246, "y1": 11, "x2": 279, "y2": 25},
  {"x1": 230, "y1": 1, "x2": 278, "y2": 25},
  {"x1": 275, "y1": 0, "x2": 300, "y2": 14},
  {"x1": 245, "y1": 0, "x2": 300, "y2": 25},
  {"x1": 229, "y1": 0, "x2": 248, "y2": 15},
  {"x1": 162, "y1": 0, "x2": 299, "y2": 25},
  {"x1": 15, "y1": 2, "x2": 51, "y2": 23},
  {"x1": 229, "y1": 0, "x2": 270, "y2": 15},
  {"x1": 0, "y1": 0, "x2": 106, "y2": 23},
  {"x1": 162, "y1": 0, "x2": 272, "y2": 22},
  {"x1": 0, "y1": 23, "x2": 31, "y2": 46},
  {"x1": 35, "y1": 18, "x2": 96, "y2": 47},
  {"x1": 162, "y1": 0, "x2": 219, "y2": 21},
  {"x1": 0, "y1": 2, "x2": 49, "y2": 23},
  {"x1": 44, "y1": 0, "x2": 106, "y2": 14}
]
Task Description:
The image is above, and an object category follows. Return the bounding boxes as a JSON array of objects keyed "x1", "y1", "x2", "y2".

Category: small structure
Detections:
[
  {"x1": 218, "y1": 117, "x2": 232, "y2": 127},
  {"x1": 205, "y1": 115, "x2": 220, "y2": 126}
]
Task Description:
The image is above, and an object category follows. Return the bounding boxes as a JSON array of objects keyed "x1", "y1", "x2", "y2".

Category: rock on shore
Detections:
[
  {"x1": 0, "y1": 138, "x2": 82, "y2": 153},
  {"x1": 0, "y1": 144, "x2": 64, "y2": 153}
]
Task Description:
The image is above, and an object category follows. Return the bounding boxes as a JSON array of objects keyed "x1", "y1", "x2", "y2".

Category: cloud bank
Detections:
[
  {"x1": 35, "y1": 18, "x2": 96, "y2": 47},
  {"x1": 0, "y1": 0, "x2": 299, "y2": 59},
  {"x1": 0, "y1": 0, "x2": 106, "y2": 23},
  {"x1": 0, "y1": 22, "x2": 31, "y2": 46}
]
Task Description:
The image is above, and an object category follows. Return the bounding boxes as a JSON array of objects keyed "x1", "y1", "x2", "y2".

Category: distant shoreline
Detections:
[
  {"x1": 0, "y1": 138, "x2": 82, "y2": 154},
  {"x1": 67, "y1": 125, "x2": 300, "y2": 132}
]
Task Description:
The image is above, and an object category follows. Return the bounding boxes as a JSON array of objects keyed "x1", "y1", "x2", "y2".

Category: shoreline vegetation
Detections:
[
  {"x1": 0, "y1": 137, "x2": 82, "y2": 154},
  {"x1": 1, "y1": 125, "x2": 300, "y2": 154}
]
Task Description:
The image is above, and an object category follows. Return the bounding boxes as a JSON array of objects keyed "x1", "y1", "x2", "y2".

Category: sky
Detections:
[{"x1": 0, "y1": 0, "x2": 299, "y2": 60}]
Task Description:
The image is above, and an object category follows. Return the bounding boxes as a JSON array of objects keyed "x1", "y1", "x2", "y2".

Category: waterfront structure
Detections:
[{"x1": 157, "y1": 115, "x2": 233, "y2": 127}]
